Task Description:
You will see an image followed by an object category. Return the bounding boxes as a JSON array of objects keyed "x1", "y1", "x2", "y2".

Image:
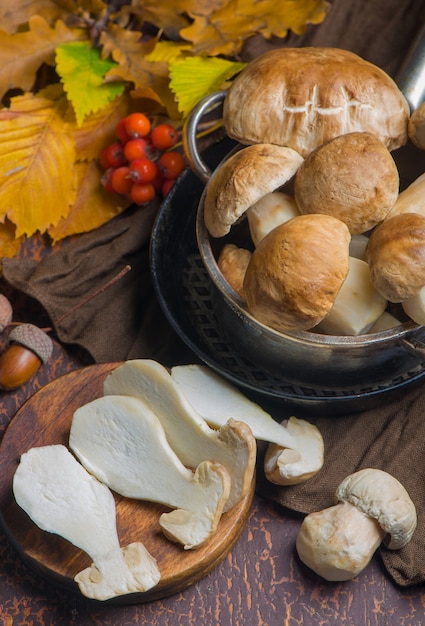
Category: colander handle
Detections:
[
  {"x1": 401, "y1": 331, "x2": 425, "y2": 358},
  {"x1": 182, "y1": 90, "x2": 227, "y2": 185},
  {"x1": 396, "y1": 21, "x2": 425, "y2": 111}
]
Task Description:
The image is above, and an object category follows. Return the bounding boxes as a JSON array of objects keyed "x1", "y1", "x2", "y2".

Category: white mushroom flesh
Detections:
[
  {"x1": 296, "y1": 501, "x2": 386, "y2": 581},
  {"x1": 246, "y1": 191, "x2": 300, "y2": 247},
  {"x1": 69, "y1": 395, "x2": 231, "y2": 550},
  {"x1": 171, "y1": 364, "x2": 324, "y2": 486},
  {"x1": 13, "y1": 444, "x2": 160, "y2": 600},
  {"x1": 263, "y1": 417, "x2": 324, "y2": 486},
  {"x1": 402, "y1": 285, "x2": 425, "y2": 325},
  {"x1": 315, "y1": 257, "x2": 387, "y2": 336},
  {"x1": 103, "y1": 359, "x2": 256, "y2": 512},
  {"x1": 368, "y1": 311, "x2": 402, "y2": 333}
]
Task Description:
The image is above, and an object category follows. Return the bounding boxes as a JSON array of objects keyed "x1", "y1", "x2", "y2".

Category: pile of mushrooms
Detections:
[{"x1": 204, "y1": 46, "x2": 425, "y2": 336}]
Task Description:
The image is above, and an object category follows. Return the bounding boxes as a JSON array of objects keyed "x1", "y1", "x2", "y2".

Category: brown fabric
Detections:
[
  {"x1": 256, "y1": 381, "x2": 425, "y2": 587},
  {"x1": 2, "y1": 202, "x2": 190, "y2": 365},
  {"x1": 2, "y1": 0, "x2": 425, "y2": 588}
]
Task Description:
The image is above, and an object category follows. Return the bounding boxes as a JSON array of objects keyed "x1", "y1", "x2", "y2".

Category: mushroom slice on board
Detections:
[
  {"x1": 103, "y1": 359, "x2": 256, "y2": 512},
  {"x1": 171, "y1": 364, "x2": 324, "y2": 486},
  {"x1": 13, "y1": 444, "x2": 161, "y2": 600},
  {"x1": 296, "y1": 468, "x2": 417, "y2": 581},
  {"x1": 69, "y1": 395, "x2": 231, "y2": 550}
]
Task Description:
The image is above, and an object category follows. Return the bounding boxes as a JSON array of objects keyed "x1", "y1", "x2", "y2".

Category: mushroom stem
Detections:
[{"x1": 296, "y1": 501, "x2": 386, "y2": 581}]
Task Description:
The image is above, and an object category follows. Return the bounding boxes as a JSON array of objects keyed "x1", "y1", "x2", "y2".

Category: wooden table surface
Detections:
[{"x1": 2, "y1": 2, "x2": 425, "y2": 623}]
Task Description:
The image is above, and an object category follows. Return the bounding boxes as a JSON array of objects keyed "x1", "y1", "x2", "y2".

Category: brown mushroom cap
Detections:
[
  {"x1": 204, "y1": 143, "x2": 303, "y2": 238},
  {"x1": 243, "y1": 214, "x2": 351, "y2": 332},
  {"x1": 336, "y1": 468, "x2": 417, "y2": 550},
  {"x1": 217, "y1": 244, "x2": 252, "y2": 300},
  {"x1": 366, "y1": 212, "x2": 425, "y2": 302},
  {"x1": 223, "y1": 47, "x2": 409, "y2": 158},
  {"x1": 294, "y1": 132, "x2": 400, "y2": 235}
]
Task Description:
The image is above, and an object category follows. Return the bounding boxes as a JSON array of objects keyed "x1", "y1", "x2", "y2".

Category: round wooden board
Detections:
[{"x1": 0, "y1": 363, "x2": 255, "y2": 605}]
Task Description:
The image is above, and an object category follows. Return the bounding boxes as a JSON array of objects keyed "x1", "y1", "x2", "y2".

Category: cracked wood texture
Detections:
[{"x1": 2, "y1": 0, "x2": 425, "y2": 623}]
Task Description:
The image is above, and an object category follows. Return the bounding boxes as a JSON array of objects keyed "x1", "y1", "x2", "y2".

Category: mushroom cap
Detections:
[
  {"x1": 243, "y1": 213, "x2": 351, "y2": 332},
  {"x1": 336, "y1": 468, "x2": 417, "y2": 550},
  {"x1": 217, "y1": 243, "x2": 252, "y2": 300},
  {"x1": 366, "y1": 212, "x2": 425, "y2": 302},
  {"x1": 223, "y1": 47, "x2": 409, "y2": 158},
  {"x1": 408, "y1": 101, "x2": 425, "y2": 150},
  {"x1": 203, "y1": 143, "x2": 303, "y2": 238},
  {"x1": 294, "y1": 132, "x2": 400, "y2": 235}
]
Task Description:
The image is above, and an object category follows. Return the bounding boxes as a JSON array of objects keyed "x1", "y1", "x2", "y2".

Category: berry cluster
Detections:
[{"x1": 100, "y1": 112, "x2": 185, "y2": 205}]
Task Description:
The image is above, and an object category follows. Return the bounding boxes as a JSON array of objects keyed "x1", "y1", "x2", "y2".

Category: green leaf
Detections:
[
  {"x1": 55, "y1": 41, "x2": 126, "y2": 126},
  {"x1": 169, "y1": 56, "x2": 246, "y2": 117}
]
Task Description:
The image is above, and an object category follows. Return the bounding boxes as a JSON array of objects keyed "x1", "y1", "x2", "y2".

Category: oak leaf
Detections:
[
  {"x1": 55, "y1": 41, "x2": 126, "y2": 126},
  {"x1": 101, "y1": 24, "x2": 180, "y2": 118},
  {"x1": 180, "y1": 0, "x2": 329, "y2": 56},
  {"x1": 0, "y1": 15, "x2": 86, "y2": 102},
  {"x1": 0, "y1": 87, "x2": 77, "y2": 238}
]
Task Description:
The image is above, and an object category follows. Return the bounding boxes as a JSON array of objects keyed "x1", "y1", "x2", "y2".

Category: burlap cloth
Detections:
[{"x1": 3, "y1": 0, "x2": 425, "y2": 587}]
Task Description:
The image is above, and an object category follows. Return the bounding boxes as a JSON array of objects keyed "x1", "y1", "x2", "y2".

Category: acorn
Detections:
[
  {"x1": 0, "y1": 293, "x2": 13, "y2": 332},
  {"x1": 0, "y1": 323, "x2": 53, "y2": 390}
]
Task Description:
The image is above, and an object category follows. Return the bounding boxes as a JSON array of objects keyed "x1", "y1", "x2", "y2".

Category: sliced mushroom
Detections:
[
  {"x1": 103, "y1": 359, "x2": 256, "y2": 512},
  {"x1": 13, "y1": 444, "x2": 161, "y2": 600},
  {"x1": 315, "y1": 257, "x2": 387, "y2": 336},
  {"x1": 170, "y1": 364, "x2": 324, "y2": 486},
  {"x1": 69, "y1": 395, "x2": 231, "y2": 550},
  {"x1": 368, "y1": 311, "x2": 402, "y2": 333},
  {"x1": 263, "y1": 417, "x2": 324, "y2": 486},
  {"x1": 296, "y1": 468, "x2": 417, "y2": 581}
]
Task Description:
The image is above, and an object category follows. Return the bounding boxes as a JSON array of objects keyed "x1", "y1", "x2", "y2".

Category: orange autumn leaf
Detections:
[
  {"x1": 0, "y1": 219, "x2": 24, "y2": 262},
  {"x1": 0, "y1": 88, "x2": 77, "y2": 238}
]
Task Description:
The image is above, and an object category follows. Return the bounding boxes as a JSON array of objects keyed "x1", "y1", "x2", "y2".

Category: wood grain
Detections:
[{"x1": 0, "y1": 363, "x2": 254, "y2": 605}]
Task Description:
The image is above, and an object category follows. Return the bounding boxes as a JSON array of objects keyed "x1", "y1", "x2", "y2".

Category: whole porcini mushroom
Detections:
[
  {"x1": 223, "y1": 47, "x2": 409, "y2": 158},
  {"x1": 294, "y1": 132, "x2": 400, "y2": 235},
  {"x1": 296, "y1": 468, "x2": 417, "y2": 582},
  {"x1": 203, "y1": 143, "x2": 303, "y2": 238},
  {"x1": 243, "y1": 213, "x2": 351, "y2": 332},
  {"x1": 366, "y1": 212, "x2": 425, "y2": 302}
]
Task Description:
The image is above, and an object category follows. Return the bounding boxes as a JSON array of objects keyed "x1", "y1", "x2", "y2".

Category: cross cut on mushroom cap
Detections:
[{"x1": 336, "y1": 468, "x2": 417, "y2": 550}]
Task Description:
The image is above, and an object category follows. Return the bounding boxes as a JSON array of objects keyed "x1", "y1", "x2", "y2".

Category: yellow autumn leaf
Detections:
[
  {"x1": 0, "y1": 89, "x2": 77, "y2": 238},
  {"x1": 0, "y1": 15, "x2": 86, "y2": 102},
  {"x1": 73, "y1": 91, "x2": 135, "y2": 162},
  {"x1": 145, "y1": 41, "x2": 192, "y2": 65},
  {"x1": 48, "y1": 161, "x2": 130, "y2": 242},
  {"x1": 169, "y1": 56, "x2": 246, "y2": 116}
]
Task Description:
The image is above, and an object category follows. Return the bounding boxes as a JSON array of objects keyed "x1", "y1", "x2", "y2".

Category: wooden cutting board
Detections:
[{"x1": 0, "y1": 363, "x2": 255, "y2": 605}]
